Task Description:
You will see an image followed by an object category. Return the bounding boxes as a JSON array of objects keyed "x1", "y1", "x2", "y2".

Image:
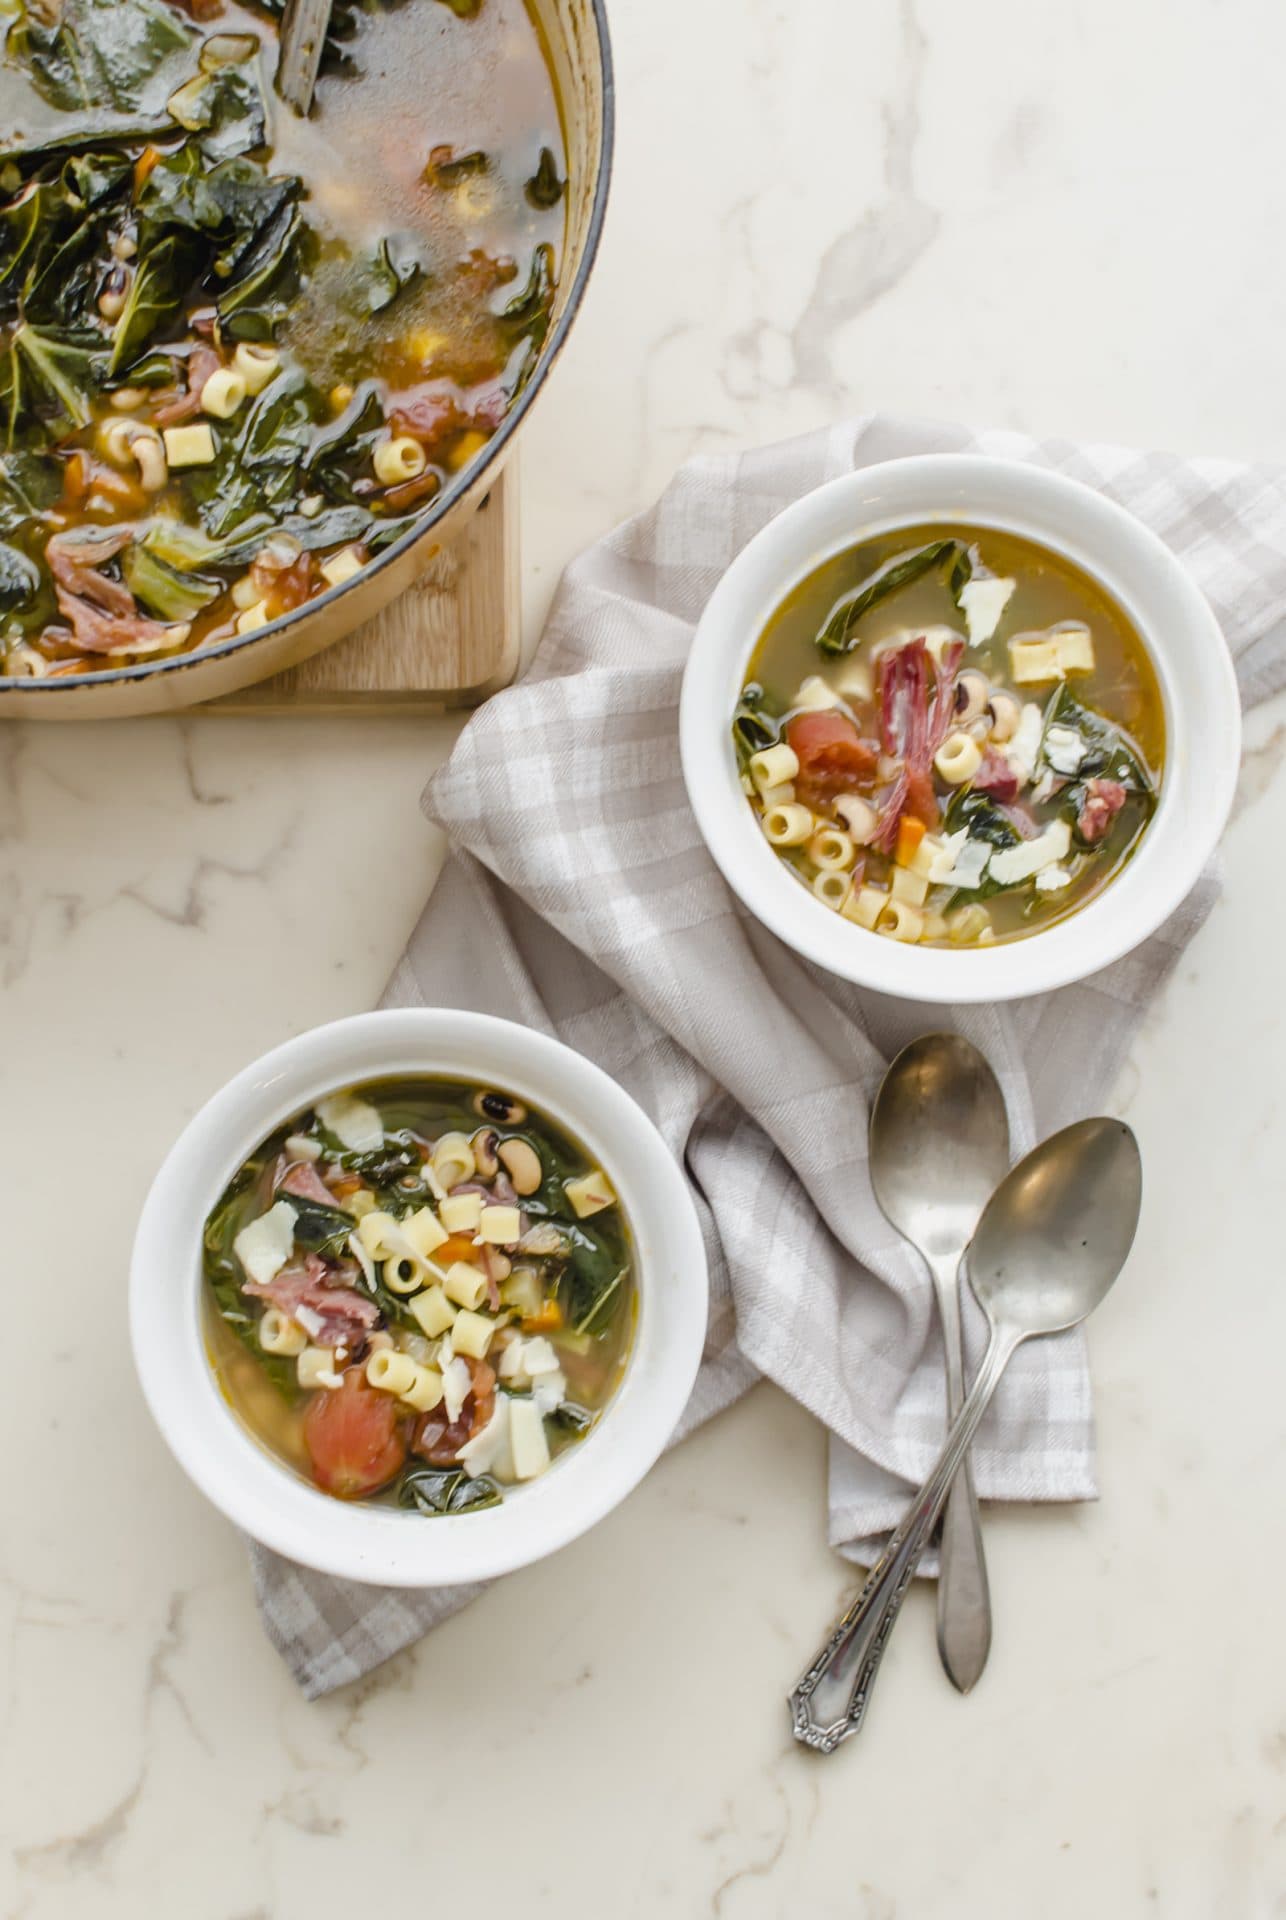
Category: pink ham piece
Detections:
[
  {"x1": 872, "y1": 636, "x2": 966, "y2": 851},
  {"x1": 244, "y1": 1254, "x2": 379, "y2": 1347},
  {"x1": 46, "y1": 527, "x2": 187, "y2": 656},
  {"x1": 972, "y1": 748, "x2": 1019, "y2": 804},
  {"x1": 277, "y1": 1159, "x2": 344, "y2": 1208},
  {"x1": 1077, "y1": 778, "x2": 1128, "y2": 845}
]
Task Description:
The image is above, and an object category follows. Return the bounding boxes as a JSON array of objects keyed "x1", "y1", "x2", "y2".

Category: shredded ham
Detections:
[
  {"x1": 412, "y1": 1357, "x2": 497, "y2": 1465},
  {"x1": 45, "y1": 526, "x2": 185, "y2": 657},
  {"x1": 244, "y1": 1253, "x2": 379, "y2": 1347},
  {"x1": 973, "y1": 748, "x2": 1020, "y2": 804},
  {"x1": 277, "y1": 1160, "x2": 343, "y2": 1208},
  {"x1": 153, "y1": 346, "x2": 221, "y2": 426},
  {"x1": 871, "y1": 636, "x2": 965, "y2": 850},
  {"x1": 1077, "y1": 777, "x2": 1128, "y2": 845}
]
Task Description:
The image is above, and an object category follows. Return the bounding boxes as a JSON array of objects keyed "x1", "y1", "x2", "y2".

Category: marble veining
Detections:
[{"x1": 3, "y1": 0, "x2": 1285, "y2": 1914}]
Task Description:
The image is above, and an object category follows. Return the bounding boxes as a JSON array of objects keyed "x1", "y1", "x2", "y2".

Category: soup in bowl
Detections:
[
  {"x1": 681, "y1": 455, "x2": 1240, "y2": 1003},
  {"x1": 131, "y1": 1009, "x2": 707, "y2": 1585}
]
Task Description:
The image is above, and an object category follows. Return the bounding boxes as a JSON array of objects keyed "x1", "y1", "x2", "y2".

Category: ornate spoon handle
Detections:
[{"x1": 789, "y1": 1327, "x2": 1020, "y2": 1753}]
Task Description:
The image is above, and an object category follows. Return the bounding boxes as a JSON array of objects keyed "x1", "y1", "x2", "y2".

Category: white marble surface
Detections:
[{"x1": 3, "y1": 1, "x2": 1285, "y2": 1913}]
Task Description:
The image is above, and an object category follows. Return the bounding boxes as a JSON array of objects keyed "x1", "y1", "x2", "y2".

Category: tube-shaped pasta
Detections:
[
  {"x1": 298, "y1": 1347, "x2": 340, "y2": 1390},
  {"x1": 933, "y1": 732, "x2": 984, "y2": 785},
  {"x1": 890, "y1": 866, "x2": 929, "y2": 906},
  {"x1": 200, "y1": 367, "x2": 247, "y2": 419},
  {"x1": 755, "y1": 780, "x2": 795, "y2": 810},
  {"x1": 258, "y1": 1307, "x2": 307, "y2": 1356},
  {"x1": 450, "y1": 1309, "x2": 495, "y2": 1359},
  {"x1": 809, "y1": 827, "x2": 857, "y2": 872},
  {"x1": 812, "y1": 869, "x2": 850, "y2": 910},
  {"x1": 430, "y1": 1131, "x2": 475, "y2": 1190},
  {"x1": 366, "y1": 1349, "x2": 419, "y2": 1396},
  {"x1": 763, "y1": 802, "x2": 813, "y2": 847},
  {"x1": 878, "y1": 900, "x2": 924, "y2": 943},
  {"x1": 233, "y1": 341, "x2": 280, "y2": 394},
  {"x1": 410, "y1": 1284, "x2": 456, "y2": 1338},
  {"x1": 382, "y1": 1253, "x2": 426, "y2": 1295},
  {"x1": 841, "y1": 883, "x2": 886, "y2": 930},
  {"x1": 399, "y1": 1364, "x2": 444, "y2": 1413},
  {"x1": 373, "y1": 435, "x2": 427, "y2": 485},
  {"x1": 748, "y1": 743, "x2": 799, "y2": 793},
  {"x1": 443, "y1": 1260, "x2": 488, "y2": 1310},
  {"x1": 439, "y1": 1192, "x2": 483, "y2": 1233}
]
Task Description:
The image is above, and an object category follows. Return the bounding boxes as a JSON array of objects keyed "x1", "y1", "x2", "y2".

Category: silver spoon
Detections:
[
  {"x1": 870, "y1": 1034, "x2": 1010, "y2": 1694},
  {"x1": 275, "y1": 0, "x2": 332, "y2": 116},
  {"x1": 790, "y1": 1115, "x2": 1142, "y2": 1752}
]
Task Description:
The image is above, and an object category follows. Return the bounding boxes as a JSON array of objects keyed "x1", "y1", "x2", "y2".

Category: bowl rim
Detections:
[
  {"x1": 4, "y1": 0, "x2": 616, "y2": 697},
  {"x1": 129, "y1": 1006, "x2": 707, "y2": 1587},
  {"x1": 679, "y1": 452, "x2": 1242, "y2": 1003}
]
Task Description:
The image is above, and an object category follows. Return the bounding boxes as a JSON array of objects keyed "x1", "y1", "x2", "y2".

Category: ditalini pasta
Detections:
[
  {"x1": 203, "y1": 1077, "x2": 634, "y2": 1514},
  {"x1": 733, "y1": 523, "x2": 1164, "y2": 947}
]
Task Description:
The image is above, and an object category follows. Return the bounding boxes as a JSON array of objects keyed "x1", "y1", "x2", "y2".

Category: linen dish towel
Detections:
[{"x1": 250, "y1": 412, "x2": 1286, "y2": 1697}]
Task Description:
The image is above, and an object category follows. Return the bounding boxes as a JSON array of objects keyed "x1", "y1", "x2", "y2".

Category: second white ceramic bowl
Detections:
[
  {"x1": 131, "y1": 1009, "x2": 707, "y2": 1586},
  {"x1": 680, "y1": 454, "x2": 1240, "y2": 1002}
]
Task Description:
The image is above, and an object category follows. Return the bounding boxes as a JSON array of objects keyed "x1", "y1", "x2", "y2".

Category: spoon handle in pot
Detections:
[
  {"x1": 788, "y1": 1326, "x2": 1021, "y2": 1753},
  {"x1": 925, "y1": 1247, "x2": 992, "y2": 1694}
]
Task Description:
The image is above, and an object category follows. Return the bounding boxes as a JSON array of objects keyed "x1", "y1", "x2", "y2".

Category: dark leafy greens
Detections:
[
  {"x1": 816, "y1": 539, "x2": 977, "y2": 655},
  {"x1": 397, "y1": 1465, "x2": 502, "y2": 1516}
]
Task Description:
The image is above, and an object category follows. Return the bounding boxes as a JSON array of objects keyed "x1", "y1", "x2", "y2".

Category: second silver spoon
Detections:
[{"x1": 869, "y1": 1033, "x2": 1010, "y2": 1693}]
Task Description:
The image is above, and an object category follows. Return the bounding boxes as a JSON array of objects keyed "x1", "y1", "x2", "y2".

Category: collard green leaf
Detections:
[
  {"x1": 397, "y1": 1466, "x2": 502, "y2": 1517},
  {"x1": 109, "y1": 226, "x2": 205, "y2": 373},
  {"x1": 732, "y1": 682, "x2": 777, "y2": 768},
  {"x1": 122, "y1": 542, "x2": 221, "y2": 621},
  {"x1": 1041, "y1": 681, "x2": 1154, "y2": 797},
  {"x1": 13, "y1": 0, "x2": 197, "y2": 115},
  {"x1": 345, "y1": 235, "x2": 423, "y2": 318},
  {"x1": 0, "y1": 540, "x2": 40, "y2": 612},
  {"x1": 1, "y1": 323, "x2": 106, "y2": 448},
  {"x1": 0, "y1": 179, "x2": 60, "y2": 308},
  {"x1": 0, "y1": 449, "x2": 61, "y2": 535},
  {"x1": 500, "y1": 240, "x2": 555, "y2": 354},
  {"x1": 816, "y1": 539, "x2": 970, "y2": 655}
]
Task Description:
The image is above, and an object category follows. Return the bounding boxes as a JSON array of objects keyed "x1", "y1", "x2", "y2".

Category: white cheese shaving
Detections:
[
  {"x1": 959, "y1": 576, "x2": 1016, "y2": 645},
  {"x1": 1043, "y1": 724, "x2": 1087, "y2": 776},
  {"x1": 1035, "y1": 864, "x2": 1073, "y2": 893},
  {"x1": 440, "y1": 1355, "x2": 472, "y2": 1425},
  {"x1": 347, "y1": 1230, "x2": 378, "y2": 1291},
  {"x1": 315, "y1": 1092, "x2": 384, "y2": 1154},
  {"x1": 532, "y1": 1369, "x2": 567, "y2": 1417},
  {"x1": 498, "y1": 1338, "x2": 527, "y2": 1381},
  {"x1": 295, "y1": 1304, "x2": 325, "y2": 1339},
  {"x1": 1004, "y1": 703, "x2": 1045, "y2": 786},
  {"x1": 284, "y1": 1133, "x2": 322, "y2": 1163},
  {"x1": 988, "y1": 819, "x2": 1072, "y2": 886},
  {"x1": 233, "y1": 1199, "x2": 297, "y2": 1286},
  {"x1": 520, "y1": 1336, "x2": 560, "y2": 1378},
  {"x1": 509, "y1": 1397, "x2": 551, "y2": 1481},
  {"x1": 927, "y1": 829, "x2": 991, "y2": 892},
  {"x1": 458, "y1": 1397, "x2": 511, "y2": 1478}
]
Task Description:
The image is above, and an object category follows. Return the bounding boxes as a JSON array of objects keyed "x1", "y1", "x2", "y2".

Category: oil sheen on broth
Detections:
[
  {"x1": 202, "y1": 1076, "x2": 634, "y2": 1513},
  {"x1": 737, "y1": 524, "x2": 1165, "y2": 946},
  {"x1": 0, "y1": 0, "x2": 565, "y2": 676}
]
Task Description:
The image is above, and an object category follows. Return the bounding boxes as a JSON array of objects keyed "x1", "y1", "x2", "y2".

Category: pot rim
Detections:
[{"x1": 4, "y1": 0, "x2": 616, "y2": 699}]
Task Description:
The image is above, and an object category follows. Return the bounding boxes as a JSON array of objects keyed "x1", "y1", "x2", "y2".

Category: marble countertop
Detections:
[{"x1": 3, "y1": 1, "x2": 1284, "y2": 1914}]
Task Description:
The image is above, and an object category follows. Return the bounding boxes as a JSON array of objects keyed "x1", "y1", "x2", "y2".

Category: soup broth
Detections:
[
  {"x1": 737, "y1": 523, "x2": 1165, "y2": 946},
  {"x1": 0, "y1": 0, "x2": 564, "y2": 676},
  {"x1": 203, "y1": 1075, "x2": 634, "y2": 1512}
]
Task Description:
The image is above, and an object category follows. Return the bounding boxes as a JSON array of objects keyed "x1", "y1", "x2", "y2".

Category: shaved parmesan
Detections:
[
  {"x1": 509, "y1": 1397, "x2": 551, "y2": 1481},
  {"x1": 440, "y1": 1356, "x2": 472, "y2": 1425},
  {"x1": 927, "y1": 829, "x2": 991, "y2": 892},
  {"x1": 532, "y1": 1369, "x2": 567, "y2": 1416},
  {"x1": 316, "y1": 1092, "x2": 384, "y2": 1153},
  {"x1": 959, "y1": 576, "x2": 1015, "y2": 645},
  {"x1": 1035, "y1": 864, "x2": 1073, "y2": 893},
  {"x1": 1043, "y1": 724, "x2": 1087, "y2": 776},
  {"x1": 233, "y1": 1200, "x2": 297, "y2": 1286},
  {"x1": 347, "y1": 1230, "x2": 378, "y2": 1291},
  {"x1": 1005, "y1": 703, "x2": 1045, "y2": 785},
  {"x1": 521, "y1": 1336, "x2": 560, "y2": 1377},
  {"x1": 988, "y1": 819, "x2": 1072, "y2": 886},
  {"x1": 284, "y1": 1134, "x2": 322, "y2": 1162},
  {"x1": 458, "y1": 1397, "x2": 512, "y2": 1479}
]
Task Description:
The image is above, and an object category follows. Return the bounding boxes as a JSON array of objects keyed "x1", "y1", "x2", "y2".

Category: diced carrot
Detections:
[
  {"x1": 895, "y1": 814, "x2": 926, "y2": 866},
  {"x1": 328, "y1": 1173, "x2": 363, "y2": 1200},
  {"x1": 521, "y1": 1302, "x2": 564, "y2": 1335},
  {"x1": 134, "y1": 145, "x2": 161, "y2": 194},
  {"x1": 436, "y1": 1233, "x2": 481, "y2": 1266}
]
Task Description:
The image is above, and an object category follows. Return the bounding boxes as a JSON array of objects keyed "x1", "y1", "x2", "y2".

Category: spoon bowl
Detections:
[
  {"x1": 969, "y1": 1116, "x2": 1142, "y2": 1337},
  {"x1": 870, "y1": 1033, "x2": 1011, "y2": 1259}
]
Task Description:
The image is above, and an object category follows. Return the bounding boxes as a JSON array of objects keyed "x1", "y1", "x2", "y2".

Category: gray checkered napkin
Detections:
[{"x1": 249, "y1": 414, "x2": 1286, "y2": 1696}]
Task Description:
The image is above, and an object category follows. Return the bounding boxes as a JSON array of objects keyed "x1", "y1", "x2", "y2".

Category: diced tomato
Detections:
[
  {"x1": 785, "y1": 711, "x2": 878, "y2": 806},
  {"x1": 902, "y1": 766, "x2": 939, "y2": 830},
  {"x1": 303, "y1": 1370, "x2": 407, "y2": 1499},
  {"x1": 894, "y1": 814, "x2": 926, "y2": 866}
]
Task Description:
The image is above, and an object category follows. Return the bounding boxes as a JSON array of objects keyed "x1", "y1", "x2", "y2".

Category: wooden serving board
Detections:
[{"x1": 212, "y1": 463, "x2": 519, "y2": 713}]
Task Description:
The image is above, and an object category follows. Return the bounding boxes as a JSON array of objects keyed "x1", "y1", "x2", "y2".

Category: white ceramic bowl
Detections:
[
  {"x1": 131, "y1": 1009, "x2": 707, "y2": 1586},
  {"x1": 680, "y1": 454, "x2": 1240, "y2": 1002}
]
